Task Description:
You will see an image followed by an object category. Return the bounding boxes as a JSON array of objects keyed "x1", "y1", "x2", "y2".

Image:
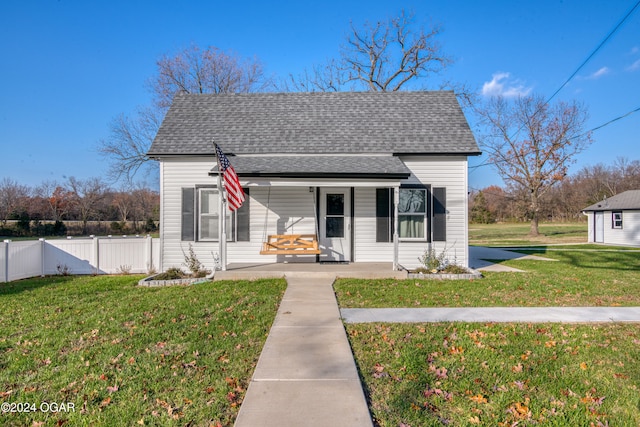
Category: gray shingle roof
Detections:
[
  {"x1": 148, "y1": 91, "x2": 480, "y2": 156},
  {"x1": 582, "y1": 190, "x2": 640, "y2": 211},
  {"x1": 212, "y1": 155, "x2": 411, "y2": 178}
]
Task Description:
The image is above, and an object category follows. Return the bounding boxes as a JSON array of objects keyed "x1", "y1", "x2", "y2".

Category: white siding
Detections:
[
  {"x1": 398, "y1": 156, "x2": 470, "y2": 269},
  {"x1": 585, "y1": 212, "x2": 594, "y2": 242},
  {"x1": 160, "y1": 155, "x2": 471, "y2": 270},
  {"x1": 602, "y1": 210, "x2": 640, "y2": 246},
  {"x1": 353, "y1": 187, "x2": 393, "y2": 262},
  {"x1": 160, "y1": 158, "x2": 319, "y2": 270}
]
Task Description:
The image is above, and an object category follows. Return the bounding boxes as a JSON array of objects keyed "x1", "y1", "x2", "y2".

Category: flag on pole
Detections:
[{"x1": 214, "y1": 143, "x2": 245, "y2": 211}]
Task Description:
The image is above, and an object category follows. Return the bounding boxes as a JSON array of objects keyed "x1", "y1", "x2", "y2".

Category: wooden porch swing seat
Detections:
[{"x1": 260, "y1": 234, "x2": 321, "y2": 255}]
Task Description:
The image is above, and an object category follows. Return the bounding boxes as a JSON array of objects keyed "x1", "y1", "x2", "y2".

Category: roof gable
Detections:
[{"x1": 148, "y1": 91, "x2": 480, "y2": 156}]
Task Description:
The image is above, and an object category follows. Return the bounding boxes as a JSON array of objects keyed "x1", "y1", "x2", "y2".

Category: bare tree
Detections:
[
  {"x1": 34, "y1": 180, "x2": 73, "y2": 222},
  {"x1": 99, "y1": 45, "x2": 270, "y2": 184},
  {"x1": 0, "y1": 178, "x2": 31, "y2": 226},
  {"x1": 285, "y1": 10, "x2": 452, "y2": 92},
  {"x1": 477, "y1": 94, "x2": 592, "y2": 235},
  {"x1": 66, "y1": 177, "x2": 109, "y2": 235}
]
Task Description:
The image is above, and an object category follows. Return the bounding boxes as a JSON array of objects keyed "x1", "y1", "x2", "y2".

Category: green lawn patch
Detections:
[
  {"x1": 0, "y1": 275, "x2": 286, "y2": 426},
  {"x1": 469, "y1": 222, "x2": 587, "y2": 246},
  {"x1": 335, "y1": 249, "x2": 640, "y2": 307},
  {"x1": 346, "y1": 322, "x2": 640, "y2": 426}
]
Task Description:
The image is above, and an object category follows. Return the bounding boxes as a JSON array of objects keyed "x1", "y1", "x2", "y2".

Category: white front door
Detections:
[
  {"x1": 319, "y1": 188, "x2": 351, "y2": 262},
  {"x1": 595, "y1": 212, "x2": 604, "y2": 243}
]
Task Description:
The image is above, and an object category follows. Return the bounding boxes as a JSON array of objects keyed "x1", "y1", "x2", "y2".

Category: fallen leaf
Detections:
[
  {"x1": 468, "y1": 394, "x2": 487, "y2": 404},
  {"x1": 99, "y1": 397, "x2": 111, "y2": 408},
  {"x1": 469, "y1": 416, "x2": 481, "y2": 424},
  {"x1": 580, "y1": 362, "x2": 588, "y2": 370},
  {"x1": 107, "y1": 385, "x2": 119, "y2": 393}
]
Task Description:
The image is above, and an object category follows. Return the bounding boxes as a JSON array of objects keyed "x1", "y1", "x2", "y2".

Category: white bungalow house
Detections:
[
  {"x1": 582, "y1": 190, "x2": 640, "y2": 246},
  {"x1": 147, "y1": 91, "x2": 481, "y2": 271}
]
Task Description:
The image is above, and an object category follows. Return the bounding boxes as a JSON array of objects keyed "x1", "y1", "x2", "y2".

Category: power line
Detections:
[
  {"x1": 543, "y1": 0, "x2": 640, "y2": 106},
  {"x1": 469, "y1": 2, "x2": 640, "y2": 174}
]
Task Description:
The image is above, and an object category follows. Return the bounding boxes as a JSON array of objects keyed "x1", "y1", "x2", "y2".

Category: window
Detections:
[
  {"x1": 198, "y1": 188, "x2": 232, "y2": 241},
  {"x1": 398, "y1": 188, "x2": 427, "y2": 240},
  {"x1": 612, "y1": 211, "x2": 623, "y2": 229},
  {"x1": 326, "y1": 193, "x2": 345, "y2": 238},
  {"x1": 181, "y1": 187, "x2": 250, "y2": 242}
]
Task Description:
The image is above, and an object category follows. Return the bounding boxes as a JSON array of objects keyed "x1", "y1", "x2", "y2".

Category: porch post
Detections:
[{"x1": 393, "y1": 187, "x2": 399, "y2": 270}]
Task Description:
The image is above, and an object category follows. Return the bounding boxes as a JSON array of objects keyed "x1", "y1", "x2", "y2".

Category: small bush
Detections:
[{"x1": 153, "y1": 267, "x2": 186, "y2": 280}]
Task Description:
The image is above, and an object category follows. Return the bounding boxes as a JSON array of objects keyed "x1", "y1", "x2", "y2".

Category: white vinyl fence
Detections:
[{"x1": 1, "y1": 236, "x2": 159, "y2": 282}]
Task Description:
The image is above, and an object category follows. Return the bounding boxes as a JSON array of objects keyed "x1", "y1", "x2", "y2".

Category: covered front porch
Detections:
[{"x1": 214, "y1": 262, "x2": 407, "y2": 280}]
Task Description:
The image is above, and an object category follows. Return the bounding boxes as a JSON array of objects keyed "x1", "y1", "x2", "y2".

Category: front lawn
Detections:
[
  {"x1": 347, "y1": 322, "x2": 640, "y2": 426},
  {"x1": 335, "y1": 248, "x2": 640, "y2": 307},
  {"x1": 338, "y1": 247, "x2": 640, "y2": 426},
  {"x1": 0, "y1": 275, "x2": 286, "y2": 426}
]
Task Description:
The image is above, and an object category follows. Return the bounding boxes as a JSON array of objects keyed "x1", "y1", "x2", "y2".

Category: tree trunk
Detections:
[
  {"x1": 529, "y1": 216, "x2": 539, "y2": 236},
  {"x1": 529, "y1": 191, "x2": 540, "y2": 236}
]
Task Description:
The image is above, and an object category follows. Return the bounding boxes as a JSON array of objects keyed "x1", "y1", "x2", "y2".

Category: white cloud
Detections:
[
  {"x1": 586, "y1": 66, "x2": 610, "y2": 79},
  {"x1": 481, "y1": 72, "x2": 532, "y2": 98},
  {"x1": 626, "y1": 59, "x2": 640, "y2": 72}
]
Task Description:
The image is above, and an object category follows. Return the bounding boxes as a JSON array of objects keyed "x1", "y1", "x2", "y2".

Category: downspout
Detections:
[{"x1": 393, "y1": 187, "x2": 399, "y2": 270}]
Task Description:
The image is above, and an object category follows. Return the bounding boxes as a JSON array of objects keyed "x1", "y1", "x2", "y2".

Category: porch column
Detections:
[{"x1": 393, "y1": 186, "x2": 399, "y2": 270}]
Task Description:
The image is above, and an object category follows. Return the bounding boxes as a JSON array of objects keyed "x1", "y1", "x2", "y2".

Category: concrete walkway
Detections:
[
  {"x1": 341, "y1": 306, "x2": 640, "y2": 323},
  {"x1": 234, "y1": 273, "x2": 373, "y2": 427}
]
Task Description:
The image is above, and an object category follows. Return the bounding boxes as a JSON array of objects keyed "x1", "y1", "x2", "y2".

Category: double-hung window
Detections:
[
  {"x1": 612, "y1": 211, "x2": 623, "y2": 229},
  {"x1": 398, "y1": 188, "x2": 427, "y2": 240},
  {"x1": 198, "y1": 188, "x2": 232, "y2": 241},
  {"x1": 181, "y1": 186, "x2": 249, "y2": 242}
]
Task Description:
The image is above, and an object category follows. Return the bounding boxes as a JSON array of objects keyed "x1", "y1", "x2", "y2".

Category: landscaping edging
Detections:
[
  {"x1": 138, "y1": 274, "x2": 210, "y2": 287},
  {"x1": 407, "y1": 269, "x2": 483, "y2": 280}
]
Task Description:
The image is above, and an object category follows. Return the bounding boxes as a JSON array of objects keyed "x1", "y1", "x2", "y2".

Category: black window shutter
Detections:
[
  {"x1": 433, "y1": 187, "x2": 446, "y2": 241},
  {"x1": 181, "y1": 188, "x2": 195, "y2": 241},
  {"x1": 376, "y1": 188, "x2": 392, "y2": 242},
  {"x1": 236, "y1": 188, "x2": 250, "y2": 242}
]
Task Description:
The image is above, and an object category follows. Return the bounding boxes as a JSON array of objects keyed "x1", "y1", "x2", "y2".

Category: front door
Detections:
[
  {"x1": 594, "y1": 211, "x2": 604, "y2": 243},
  {"x1": 319, "y1": 188, "x2": 351, "y2": 262}
]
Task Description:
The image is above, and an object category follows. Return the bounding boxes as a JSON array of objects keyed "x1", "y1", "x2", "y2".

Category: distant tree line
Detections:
[
  {"x1": 0, "y1": 177, "x2": 159, "y2": 237},
  {"x1": 470, "y1": 157, "x2": 640, "y2": 223}
]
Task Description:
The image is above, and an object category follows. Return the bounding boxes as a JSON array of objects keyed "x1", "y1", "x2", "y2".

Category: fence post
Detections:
[
  {"x1": 3, "y1": 240, "x2": 11, "y2": 283},
  {"x1": 146, "y1": 235, "x2": 153, "y2": 273},
  {"x1": 92, "y1": 236, "x2": 100, "y2": 275},
  {"x1": 39, "y1": 238, "x2": 46, "y2": 277}
]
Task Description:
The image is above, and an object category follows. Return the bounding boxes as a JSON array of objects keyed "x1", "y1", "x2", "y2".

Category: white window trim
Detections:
[
  {"x1": 612, "y1": 211, "x2": 623, "y2": 229},
  {"x1": 197, "y1": 187, "x2": 234, "y2": 242},
  {"x1": 398, "y1": 187, "x2": 428, "y2": 241}
]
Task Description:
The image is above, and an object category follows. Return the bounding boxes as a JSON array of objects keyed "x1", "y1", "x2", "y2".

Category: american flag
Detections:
[{"x1": 214, "y1": 143, "x2": 245, "y2": 211}]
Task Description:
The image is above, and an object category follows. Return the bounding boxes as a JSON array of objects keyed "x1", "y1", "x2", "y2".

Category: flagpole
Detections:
[{"x1": 214, "y1": 141, "x2": 227, "y2": 271}]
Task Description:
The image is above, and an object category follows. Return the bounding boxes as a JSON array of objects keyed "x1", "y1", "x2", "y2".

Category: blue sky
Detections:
[{"x1": 1, "y1": 0, "x2": 639, "y2": 191}]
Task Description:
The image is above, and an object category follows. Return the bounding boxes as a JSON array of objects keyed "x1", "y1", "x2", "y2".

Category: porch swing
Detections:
[{"x1": 259, "y1": 187, "x2": 322, "y2": 255}]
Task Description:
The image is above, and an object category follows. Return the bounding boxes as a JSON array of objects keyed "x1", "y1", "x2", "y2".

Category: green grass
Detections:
[
  {"x1": 338, "y1": 244, "x2": 640, "y2": 426},
  {"x1": 0, "y1": 275, "x2": 286, "y2": 426},
  {"x1": 469, "y1": 222, "x2": 588, "y2": 246},
  {"x1": 335, "y1": 248, "x2": 640, "y2": 307},
  {"x1": 347, "y1": 322, "x2": 640, "y2": 426}
]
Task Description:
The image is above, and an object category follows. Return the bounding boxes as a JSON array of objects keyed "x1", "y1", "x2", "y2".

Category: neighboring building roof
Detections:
[
  {"x1": 210, "y1": 155, "x2": 411, "y2": 179},
  {"x1": 582, "y1": 190, "x2": 640, "y2": 211},
  {"x1": 148, "y1": 91, "x2": 480, "y2": 157}
]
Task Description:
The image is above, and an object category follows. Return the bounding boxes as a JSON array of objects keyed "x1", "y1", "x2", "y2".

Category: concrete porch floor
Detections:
[{"x1": 213, "y1": 262, "x2": 407, "y2": 281}]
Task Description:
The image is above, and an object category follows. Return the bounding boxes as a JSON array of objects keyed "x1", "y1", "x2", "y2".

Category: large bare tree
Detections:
[
  {"x1": 99, "y1": 45, "x2": 270, "y2": 184},
  {"x1": 477, "y1": 94, "x2": 592, "y2": 235},
  {"x1": 285, "y1": 10, "x2": 452, "y2": 92}
]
